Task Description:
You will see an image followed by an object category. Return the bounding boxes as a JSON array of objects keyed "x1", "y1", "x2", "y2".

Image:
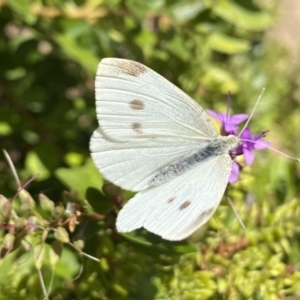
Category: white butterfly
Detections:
[{"x1": 90, "y1": 58, "x2": 239, "y2": 241}]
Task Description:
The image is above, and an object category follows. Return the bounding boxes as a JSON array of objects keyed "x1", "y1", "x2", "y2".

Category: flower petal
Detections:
[
  {"x1": 243, "y1": 148, "x2": 255, "y2": 165},
  {"x1": 229, "y1": 162, "x2": 240, "y2": 183},
  {"x1": 230, "y1": 114, "x2": 248, "y2": 125},
  {"x1": 207, "y1": 110, "x2": 226, "y2": 122},
  {"x1": 240, "y1": 127, "x2": 251, "y2": 139},
  {"x1": 254, "y1": 139, "x2": 270, "y2": 150},
  {"x1": 224, "y1": 123, "x2": 238, "y2": 135}
]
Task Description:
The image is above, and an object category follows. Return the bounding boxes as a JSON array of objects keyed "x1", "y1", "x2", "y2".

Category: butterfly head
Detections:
[{"x1": 219, "y1": 134, "x2": 240, "y2": 153}]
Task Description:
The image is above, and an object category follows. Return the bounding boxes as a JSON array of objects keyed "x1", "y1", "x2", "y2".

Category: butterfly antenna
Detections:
[
  {"x1": 239, "y1": 138, "x2": 300, "y2": 162},
  {"x1": 227, "y1": 196, "x2": 246, "y2": 229},
  {"x1": 238, "y1": 88, "x2": 265, "y2": 138},
  {"x1": 266, "y1": 145, "x2": 300, "y2": 162}
]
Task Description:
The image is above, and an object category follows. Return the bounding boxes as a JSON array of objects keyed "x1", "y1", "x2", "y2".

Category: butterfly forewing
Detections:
[{"x1": 96, "y1": 58, "x2": 217, "y2": 141}]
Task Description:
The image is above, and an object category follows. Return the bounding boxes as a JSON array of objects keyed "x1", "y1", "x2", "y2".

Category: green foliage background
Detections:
[{"x1": 0, "y1": 0, "x2": 300, "y2": 299}]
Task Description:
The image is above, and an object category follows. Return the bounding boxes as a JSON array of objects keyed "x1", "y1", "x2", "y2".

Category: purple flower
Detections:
[
  {"x1": 207, "y1": 110, "x2": 248, "y2": 135},
  {"x1": 207, "y1": 109, "x2": 269, "y2": 183},
  {"x1": 235, "y1": 127, "x2": 270, "y2": 165},
  {"x1": 229, "y1": 161, "x2": 240, "y2": 184}
]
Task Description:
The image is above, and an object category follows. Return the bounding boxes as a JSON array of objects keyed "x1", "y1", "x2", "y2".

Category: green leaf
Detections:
[
  {"x1": 202, "y1": 67, "x2": 240, "y2": 93},
  {"x1": 49, "y1": 240, "x2": 63, "y2": 268},
  {"x1": 54, "y1": 227, "x2": 70, "y2": 244},
  {"x1": 19, "y1": 189, "x2": 36, "y2": 211},
  {"x1": 25, "y1": 151, "x2": 50, "y2": 181},
  {"x1": 213, "y1": 2, "x2": 273, "y2": 31},
  {"x1": 165, "y1": 35, "x2": 190, "y2": 61},
  {"x1": 208, "y1": 33, "x2": 250, "y2": 54},
  {"x1": 55, "y1": 159, "x2": 103, "y2": 200},
  {"x1": 73, "y1": 239, "x2": 84, "y2": 250},
  {"x1": 134, "y1": 30, "x2": 157, "y2": 58},
  {"x1": 52, "y1": 204, "x2": 65, "y2": 220},
  {"x1": 0, "y1": 122, "x2": 12, "y2": 136},
  {"x1": 170, "y1": 1, "x2": 205, "y2": 23},
  {"x1": 38, "y1": 194, "x2": 54, "y2": 212},
  {"x1": 4, "y1": 68, "x2": 27, "y2": 80},
  {"x1": 0, "y1": 196, "x2": 11, "y2": 220},
  {"x1": 3, "y1": 233, "x2": 15, "y2": 250},
  {"x1": 86, "y1": 187, "x2": 114, "y2": 214},
  {"x1": 54, "y1": 34, "x2": 99, "y2": 75},
  {"x1": 64, "y1": 152, "x2": 84, "y2": 167},
  {"x1": 120, "y1": 232, "x2": 197, "y2": 255},
  {"x1": 6, "y1": 0, "x2": 37, "y2": 24},
  {"x1": 54, "y1": 248, "x2": 81, "y2": 279},
  {"x1": 33, "y1": 243, "x2": 45, "y2": 269},
  {"x1": 112, "y1": 283, "x2": 128, "y2": 297}
]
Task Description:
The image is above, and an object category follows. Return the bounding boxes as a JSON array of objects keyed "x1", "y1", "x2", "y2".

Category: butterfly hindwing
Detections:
[{"x1": 116, "y1": 154, "x2": 232, "y2": 240}]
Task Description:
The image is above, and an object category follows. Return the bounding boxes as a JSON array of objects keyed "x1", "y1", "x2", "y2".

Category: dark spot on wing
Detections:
[
  {"x1": 179, "y1": 200, "x2": 191, "y2": 210},
  {"x1": 167, "y1": 197, "x2": 175, "y2": 203},
  {"x1": 132, "y1": 122, "x2": 142, "y2": 134},
  {"x1": 116, "y1": 60, "x2": 147, "y2": 77},
  {"x1": 192, "y1": 208, "x2": 215, "y2": 226},
  {"x1": 130, "y1": 99, "x2": 145, "y2": 110}
]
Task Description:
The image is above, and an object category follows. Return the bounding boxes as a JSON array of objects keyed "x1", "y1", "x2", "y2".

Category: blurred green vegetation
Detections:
[{"x1": 0, "y1": 0, "x2": 300, "y2": 299}]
